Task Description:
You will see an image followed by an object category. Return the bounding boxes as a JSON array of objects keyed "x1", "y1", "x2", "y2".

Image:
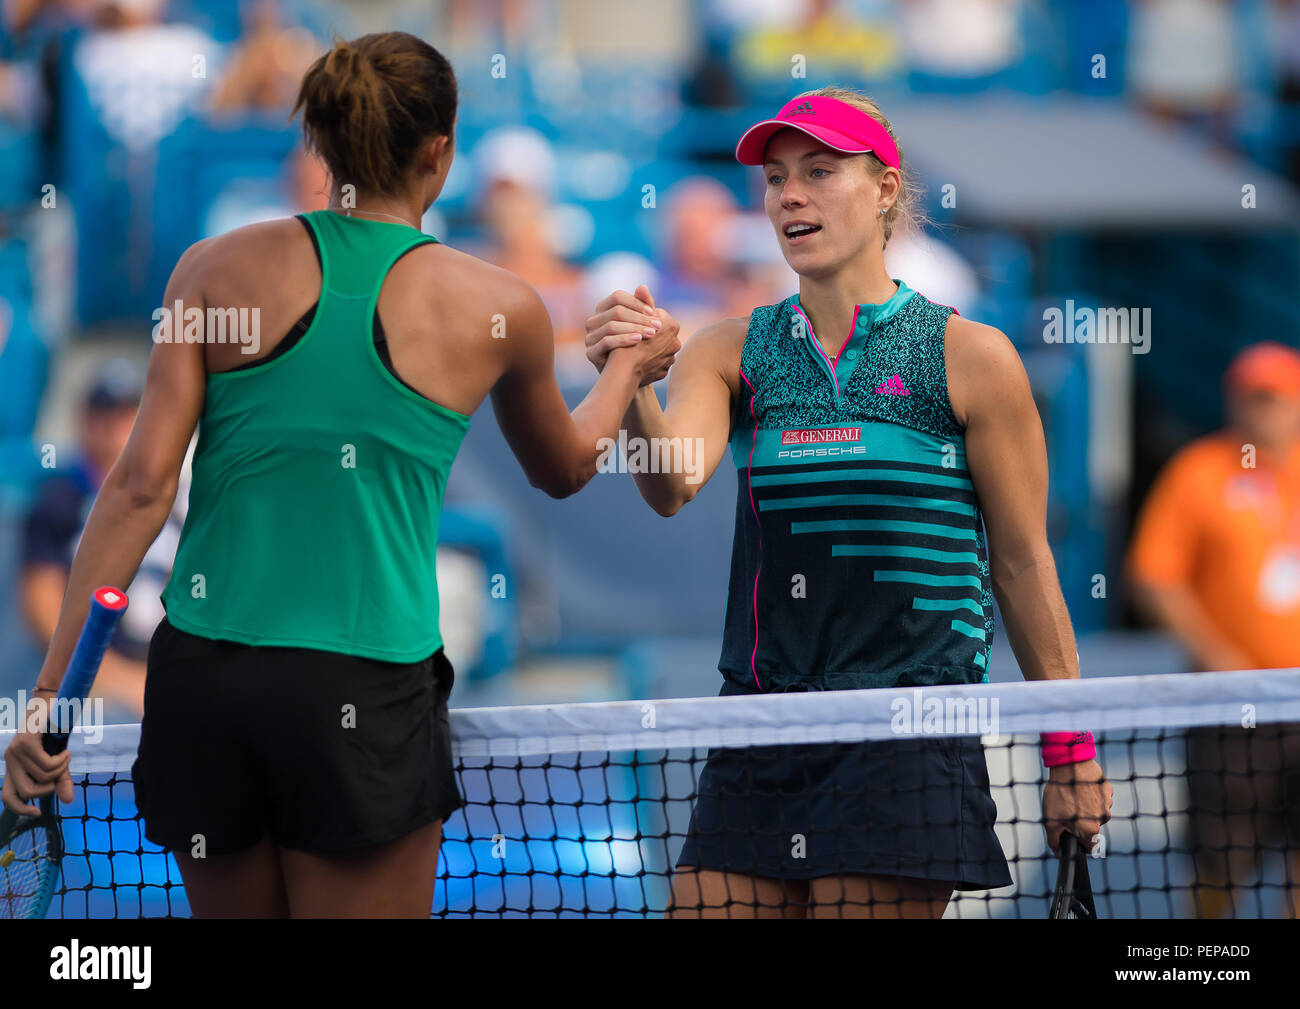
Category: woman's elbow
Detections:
[
  {"x1": 988, "y1": 540, "x2": 1053, "y2": 588},
  {"x1": 126, "y1": 479, "x2": 178, "y2": 512},
  {"x1": 111, "y1": 463, "x2": 178, "y2": 512},
  {"x1": 530, "y1": 464, "x2": 589, "y2": 499},
  {"x1": 654, "y1": 485, "x2": 696, "y2": 517}
]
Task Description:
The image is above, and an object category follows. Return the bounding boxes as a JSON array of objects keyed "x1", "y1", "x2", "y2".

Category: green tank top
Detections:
[{"x1": 162, "y1": 210, "x2": 471, "y2": 662}]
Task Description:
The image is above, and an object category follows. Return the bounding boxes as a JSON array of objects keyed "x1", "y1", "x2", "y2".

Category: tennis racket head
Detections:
[{"x1": 0, "y1": 797, "x2": 65, "y2": 920}]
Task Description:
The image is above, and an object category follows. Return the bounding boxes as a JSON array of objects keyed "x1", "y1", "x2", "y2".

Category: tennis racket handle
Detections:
[{"x1": 41, "y1": 586, "x2": 129, "y2": 756}]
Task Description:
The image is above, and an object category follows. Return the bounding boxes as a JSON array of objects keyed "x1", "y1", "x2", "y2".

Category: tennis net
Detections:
[{"x1": 5, "y1": 668, "x2": 1300, "y2": 918}]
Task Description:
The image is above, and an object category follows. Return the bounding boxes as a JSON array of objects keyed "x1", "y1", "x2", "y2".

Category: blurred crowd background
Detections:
[{"x1": 2, "y1": 0, "x2": 1300, "y2": 720}]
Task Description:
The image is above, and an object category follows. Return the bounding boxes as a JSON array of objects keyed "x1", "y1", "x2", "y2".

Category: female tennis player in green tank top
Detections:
[
  {"x1": 585, "y1": 87, "x2": 1115, "y2": 918},
  {"x1": 1, "y1": 32, "x2": 677, "y2": 917}
]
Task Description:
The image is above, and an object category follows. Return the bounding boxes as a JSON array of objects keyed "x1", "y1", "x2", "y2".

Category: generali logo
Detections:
[{"x1": 781, "y1": 426, "x2": 860, "y2": 445}]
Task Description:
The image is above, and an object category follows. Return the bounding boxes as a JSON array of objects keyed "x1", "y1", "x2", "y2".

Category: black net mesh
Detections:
[{"x1": 12, "y1": 675, "x2": 1298, "y2": 919}]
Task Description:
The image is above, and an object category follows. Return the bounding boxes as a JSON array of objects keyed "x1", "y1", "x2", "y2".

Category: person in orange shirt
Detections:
[{"x1": 1127, "y1": 340, "x2": 1300, "y2": 918}]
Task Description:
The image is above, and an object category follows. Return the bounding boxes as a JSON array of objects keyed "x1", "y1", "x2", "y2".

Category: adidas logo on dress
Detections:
[{"x1": 874, "y1": 374, "x2": 910, "y2": 395}]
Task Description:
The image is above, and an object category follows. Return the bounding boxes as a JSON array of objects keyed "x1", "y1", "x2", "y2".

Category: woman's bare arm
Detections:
[
  {"x1": 585, "y1": 289, "x2": 743, "y2": 516},
  {"x1": 949, "y1": 316, "x2": 1078, "y2": 684},
  {"x1": 490, "y1": 279, "x2": 680, "y2": 498},
  {"x1": 947, "y1": 314, "x2": 1113, "y2": 852},
  {"x1": 34, "y1": 246, "x2": 207, "y2": 695},
  {"x1": 3, "y1": 242, "x2": 207, "y2": 814}
]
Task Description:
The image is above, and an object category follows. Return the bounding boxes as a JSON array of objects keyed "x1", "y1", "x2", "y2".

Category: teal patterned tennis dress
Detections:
[{"x1": 677, "y1": 281, "x2": 1011, "y2": 890}]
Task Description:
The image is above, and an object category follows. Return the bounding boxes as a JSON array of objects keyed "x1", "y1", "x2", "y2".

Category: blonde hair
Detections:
[{"x1": 795, "y1": 85, "x2": 926, "y2": 248}]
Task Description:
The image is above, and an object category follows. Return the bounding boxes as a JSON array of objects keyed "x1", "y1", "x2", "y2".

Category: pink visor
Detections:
[{"x1": 734, "y1": 95, "x2": 900, "y2": 170}]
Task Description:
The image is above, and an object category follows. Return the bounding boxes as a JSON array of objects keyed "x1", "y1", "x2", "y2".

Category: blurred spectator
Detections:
[
  {"x1": 897, "y1": 0, "x2": 1024, "y2": 89},
  {"x1": 170, "y1": 3, "x2": 326, "y2": 253},
  {"x1": 681, "y1": 30, "x2": 744, "y2": 109},
  {"x1": 0, "y1": 0, "x2": 79, "y2": 179},
  {"x1": 575, "y1": 249, "x2": 661, "y2": 380},
  {"x1": 19, "y1": 359, "x2": 186, "y2": 716},
  {"x1": 1126, "y1": 0, "x2": 1240, "y2": 150},
  {"x1": 583, "y1": 250, "x2": 661, "y2": 310},
  {"x1": 3, "y1": 0, "x2": 81, "y2": 49},
  {"x1": 62, "y1": 0, "x2": 217, "y2": 321},
  {"x1": 203, "y1": 143, "x2": 328, "y2": 235},
  {"x1": 0, "y1": 4, "x2": 48, "y2": 124},
  {"x1": 71, "y1": 0, "x2": 215, "y2": 152},
  {"x1": 0, "y1": 56, "x2": 40, "y2": 121},
  {"x1": 1126, "y1": 341, "x2": 1300, "y2": 917},
  {"x1": 207, "y1": 0, "x2": 318, "y2": 115},
  {"x1": 655, "y1": 177, "x2": 748, "y2": 339},
  {"x1": 1128, "y1": 342, "x2": 1300, "y2": 671},
  {"x1": 724, "y1": 208, "x2": 799, "y2": 310},
  {"x1": 730, "y1": 0, "x2": 902, "y2": 85},
  {"x1": 472, "y1": 126, "x2": 589, "y2": 349},
  {"x1": 444, "y1": 0, "x2": 541, "y2": 57}
]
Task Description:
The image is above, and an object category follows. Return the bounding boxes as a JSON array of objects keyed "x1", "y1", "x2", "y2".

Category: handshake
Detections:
[{"x1": 583, "y1": 283, "x2": 682, "y2": 387}]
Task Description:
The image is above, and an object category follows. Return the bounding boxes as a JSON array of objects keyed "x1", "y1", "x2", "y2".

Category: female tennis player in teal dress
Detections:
[
  {"x1": 1, "y1": 32, "x2": 678, "y2": 917},
  {"x1": 584, "y1": 87, "x2": 1114, "y2": 917}
]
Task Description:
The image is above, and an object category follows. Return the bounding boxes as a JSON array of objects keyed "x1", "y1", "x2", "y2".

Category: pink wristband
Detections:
[{"x1": 1040, "y1": 731, "x2": 1096, "y2": 767}]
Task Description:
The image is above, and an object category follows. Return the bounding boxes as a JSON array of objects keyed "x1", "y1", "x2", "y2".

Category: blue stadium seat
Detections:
[
  {"x1": 162, "y1": 0, "x2": 336, "y2": 44},
  {"x1": 162, "y1": 0, "x2": 245, "y2": 43},
  {"x1": 151, "y1": 115, "x2": 299, "y2": 292},
  {"x1": 439, "y1": 504, "x2": 519, "y2": 681},
  {"x1": 0, "y1": 241, "x2": 48, "y2": 690},
  {"x1": 0, "y1": 243, "x2": 48, "y2": 507},
  {"x1": 0, "y1": 121, "x2": 39, "y2": 211},
  {"x1": 56, "y1": 26, "x2": 144, "y2": 325},
  {"x1": 1056, "y1": 0, "x2": 1129, "y2": 95}
]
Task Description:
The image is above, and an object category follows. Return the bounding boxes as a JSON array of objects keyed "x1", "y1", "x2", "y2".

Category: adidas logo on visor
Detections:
[{"x1": 784, "y1": 101, "x2": 816, "y2": 117}]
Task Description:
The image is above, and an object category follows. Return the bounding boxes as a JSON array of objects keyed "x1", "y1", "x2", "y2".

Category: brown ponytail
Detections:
[{"x1": 293, "y1": 32, "x2": 457, "y2": 197}]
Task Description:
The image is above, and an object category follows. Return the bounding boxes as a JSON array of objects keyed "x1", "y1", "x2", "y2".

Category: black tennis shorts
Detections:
[
  {"x1": 676, "y1": 679, "x2": 1012, "y2": 890},
  {"x1": 132, "y1": 618, "x2": 463, "y2": 857}
]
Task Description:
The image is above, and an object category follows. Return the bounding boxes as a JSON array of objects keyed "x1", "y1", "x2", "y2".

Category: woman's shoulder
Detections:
[
  {"x1": 404, "y1": 240, "x2": 551, "y2": 311},
  {"x1": 162, "y1": 217, "x2": 312, "y2": 305},
  {"x1": 941, "y1": 310, "x2": 1012, "y2": 351},
  {"x1": 682, "y1": 314, "x2": 749, "y2": 365},
  {"x1": 940, "y1": 311, "x2": 1022, "y2": 428},
  {"x1": 195, "y1": 215, "x2": 310, "y2": 255}
]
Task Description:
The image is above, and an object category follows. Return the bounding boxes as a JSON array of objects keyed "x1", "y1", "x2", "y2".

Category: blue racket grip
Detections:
[{"x1": 42, "y1": 586, "x2": 129, "y2": 756}]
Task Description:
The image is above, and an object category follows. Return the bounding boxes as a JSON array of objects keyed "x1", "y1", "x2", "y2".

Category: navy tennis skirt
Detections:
[{"x1": 676, "y1": 679, "x2": 1013, "y2": 889}]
